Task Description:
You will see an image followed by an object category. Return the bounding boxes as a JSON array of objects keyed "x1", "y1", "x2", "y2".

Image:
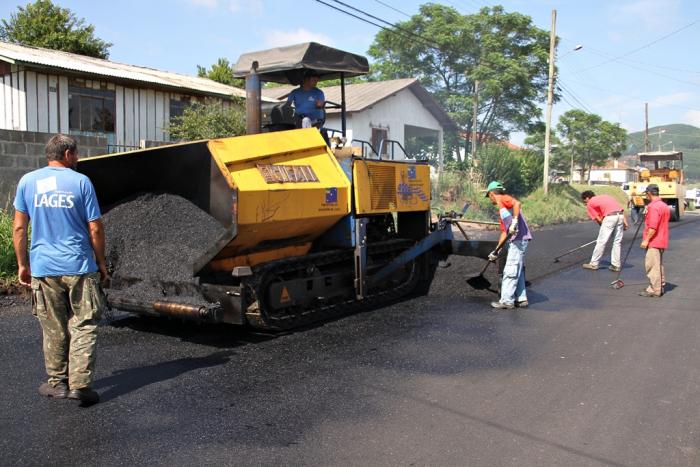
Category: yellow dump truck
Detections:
[
  {"x1": 628, "y1": 151, "x2": 685, "y2": 222},
  {"x1": 78, "y1": 43, "x2": 496, "y2": 330}
]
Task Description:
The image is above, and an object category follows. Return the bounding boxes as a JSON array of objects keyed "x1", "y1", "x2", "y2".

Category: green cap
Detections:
[{"x1": 484, "y1": 181, "x2": 505, "y2": 197}]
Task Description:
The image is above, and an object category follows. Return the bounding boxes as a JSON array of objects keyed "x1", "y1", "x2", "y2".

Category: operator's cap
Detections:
[
  {"x1": 303, "y1": 69, "x2": 320, "y2": 78},
  {"x1": 484, "y1": 181, "x2": 505, "y2": 197},
  {"x1": 644, "y1": 184, "x2": 659, "y2": 195}
]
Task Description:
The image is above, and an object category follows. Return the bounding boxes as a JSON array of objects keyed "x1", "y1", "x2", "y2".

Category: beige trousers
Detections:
[{"x1": 644, "y1": 248, "x2": 665, "y2": 296}]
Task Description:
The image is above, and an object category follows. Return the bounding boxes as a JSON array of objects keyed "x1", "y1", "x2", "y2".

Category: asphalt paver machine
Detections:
[{"x1": 79, "y1": 42, "x2": 498, "y2": 330}]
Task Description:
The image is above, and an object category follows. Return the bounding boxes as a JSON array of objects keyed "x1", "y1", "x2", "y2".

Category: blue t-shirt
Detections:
[
  {"x1": 287, "y1": 87, "x2": 325, "y2": 121},
  {"x1": 14, "y1": 166, "x2": 102, "y2": 277}
]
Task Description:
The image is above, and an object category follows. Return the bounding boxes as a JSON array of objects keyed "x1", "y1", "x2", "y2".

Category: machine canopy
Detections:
[
  {"x1": 233, "y1": 42, "x2": 369, "y2": 85},
  {"x1": 638, "y1": 151, "x2": 683, "y2": 162}
]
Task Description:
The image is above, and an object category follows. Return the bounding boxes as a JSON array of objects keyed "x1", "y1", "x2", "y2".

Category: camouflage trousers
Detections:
[{"x1": 31, "y1": 272, "x2": 106, "y2": 390}]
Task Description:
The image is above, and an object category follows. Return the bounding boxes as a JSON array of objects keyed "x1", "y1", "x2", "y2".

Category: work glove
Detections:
[
  {"x1": 488, "y1": 251, "x2": 499, "y2": 262},
  {"x1": 508, "y1": 216, "x2": 519, "y2": 236}
]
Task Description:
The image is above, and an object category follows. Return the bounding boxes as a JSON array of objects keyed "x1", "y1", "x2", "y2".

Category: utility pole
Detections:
[
  {"x1": 471, "y1": 80, "x2": 479, "y2": 163},
  {"x1": 569, "y1": 137, "x2": 575, "y2": 182},
  {"x1": 644, "y1": 103, "x2": 649, "y2": 152},
  {"x1": 543, "y1": 9, "x2": 557, "y2": 194}
]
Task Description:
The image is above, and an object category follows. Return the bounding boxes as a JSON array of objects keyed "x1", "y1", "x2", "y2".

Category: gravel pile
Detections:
[{"x1": 103, "y1": 193, "x2": 226, "y2": 303}]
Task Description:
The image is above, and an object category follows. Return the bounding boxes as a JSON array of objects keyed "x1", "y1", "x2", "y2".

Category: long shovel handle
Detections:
[
  {"x1": 553, "y1": 239, "x2": 598, "y2": 262},
  {"x1": 479, "y1": 236, "x2": 509, "y2": 274}
]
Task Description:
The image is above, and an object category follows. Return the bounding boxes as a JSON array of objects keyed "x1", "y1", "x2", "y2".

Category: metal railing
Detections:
[
  {"x1": 107, "y1": 144, "x2": 141, "y2": 154},
  {"x1": 323, "y1": 131, "x2": 427, "y2": 162}
]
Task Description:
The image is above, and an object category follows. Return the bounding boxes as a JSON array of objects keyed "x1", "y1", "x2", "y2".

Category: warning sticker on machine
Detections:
[{"x1": 280, "y1": 287, "x2": 291, "y2": 304}]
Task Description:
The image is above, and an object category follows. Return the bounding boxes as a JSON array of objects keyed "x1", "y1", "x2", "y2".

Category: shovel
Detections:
[
  {"x1": 610, "y1": 216, "x2": 645, "y2": 290},
  {"x1": 466, "y1": 239, "x2": 508, "y2": 290},
  {"x1": 466, "y1": 259, "x2": 495, "y2": 290}
]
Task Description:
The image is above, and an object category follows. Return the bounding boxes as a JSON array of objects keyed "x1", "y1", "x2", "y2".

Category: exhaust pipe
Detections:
[
  {"x1": 108, "y1": 297, "x2": 222, "y2": 322},
  {"x1": 245, "y1": 61, "x2": 261, "y2": 135}
]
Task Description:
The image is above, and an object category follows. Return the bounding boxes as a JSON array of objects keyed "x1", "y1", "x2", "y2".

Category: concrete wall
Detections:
[{"x1": 0, "y1": 129, "x2": 108, "y2": 208}]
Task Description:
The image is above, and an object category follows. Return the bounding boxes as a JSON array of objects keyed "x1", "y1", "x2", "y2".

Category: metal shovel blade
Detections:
[
  {"x1": 466, "y1": 273, "x2": 492, "y2": 290},
  {"x1": 610, "y1": 279, "x2": 624, "y2": 290}
]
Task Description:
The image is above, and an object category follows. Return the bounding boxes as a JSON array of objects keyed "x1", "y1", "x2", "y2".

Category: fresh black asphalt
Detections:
[{"x1": 1, "y1": 214, "x2": 699, "y2": 466}]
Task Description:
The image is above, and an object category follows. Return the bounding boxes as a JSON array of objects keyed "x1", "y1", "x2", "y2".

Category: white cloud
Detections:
[
  {"x1": 228, "y1": 0, "x2": 263, "y2": 15},
  {"x1": 683, "y1": 110, "x2": 700, "y2": 128},
  {"x1": 264, "y1": 28, "x2": 334, "y2": 48},
  {"x1": 649, "y1": 92, "x2": 696, "y2": 108},
  {"x1": 607, "y1": 0, "x2": 681, "y2": 32},
  {"x1": 185, "y1": 0, "x2": 218, "y2": 8}
]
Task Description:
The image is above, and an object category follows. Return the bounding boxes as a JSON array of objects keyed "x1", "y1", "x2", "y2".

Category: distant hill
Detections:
[{"x1": 624, "y1": 124, "x2": 700, "y2": 182}]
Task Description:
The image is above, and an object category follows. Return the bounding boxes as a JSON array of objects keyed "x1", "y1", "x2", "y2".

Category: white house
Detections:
[
  {"x1": 263, "y1": 78, "x2": 456, "y2": 162},
  {"x1": 0, "y1": 41, "x2": 273, "y2": 149},
  {"x1": 572, "y1": 159, "x2": 638, "y2": 185}
]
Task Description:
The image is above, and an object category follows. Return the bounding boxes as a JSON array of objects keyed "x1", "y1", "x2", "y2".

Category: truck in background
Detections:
[{"x1": 628, "y1": 151, "x2": 685, "y2": 222}]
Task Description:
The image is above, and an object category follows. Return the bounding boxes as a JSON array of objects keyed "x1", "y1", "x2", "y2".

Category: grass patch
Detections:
[{"x1": 0, "y1": 208, "x2": 18, "y2": 290}]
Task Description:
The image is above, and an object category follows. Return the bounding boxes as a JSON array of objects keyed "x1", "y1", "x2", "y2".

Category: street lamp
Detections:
[
  {"x1": 543, "y1": 10, "x2": 583, "y2": 194},
  {"x1": 559, "y1": 44, "x2": 583, "y2": 60}
]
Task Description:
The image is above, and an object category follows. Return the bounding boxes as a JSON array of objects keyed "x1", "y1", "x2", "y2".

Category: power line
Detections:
[
  {"x1": 558, "y1": 79, "x2": 595, "y2": 114},
  {"x1": 315, "y1": 0, "x2": 442, "y2": 50},
  {"x1": 560, "y1": 73, "x2": 700, "y2": 113},
  {"x1": 373, "y1": 0, "x2": 411, "y2": 18},
  {"x1": 560, "y1": 38, "x2": 700, "y2": 75},
  {"x1": 574, "y1": 18, "x2": 700, "y2": 74},
  {"x1": 328, "y1": 0, "x2": 443, "y2": 49}
]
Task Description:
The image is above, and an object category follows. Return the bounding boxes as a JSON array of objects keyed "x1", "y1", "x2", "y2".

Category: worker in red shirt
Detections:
[
  {"x1": 580, "y1": 190, "x2": 629, "y2": 271},
  {"x1": 639, "y1": 184, "x2": 670, "y2": 297}
]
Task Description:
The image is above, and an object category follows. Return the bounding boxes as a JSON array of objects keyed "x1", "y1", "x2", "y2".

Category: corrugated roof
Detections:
[
  {"x1": 0, "y1": 41, "x2": 279, "y2": 100},
  {"x1": 262, "y1": 78, "x2": 456, "y2": 130}
]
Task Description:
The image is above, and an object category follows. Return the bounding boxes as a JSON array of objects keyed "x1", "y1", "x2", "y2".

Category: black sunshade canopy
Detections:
[{"x1": 233, "y1": 42, "x2": 369, "y2": 85}]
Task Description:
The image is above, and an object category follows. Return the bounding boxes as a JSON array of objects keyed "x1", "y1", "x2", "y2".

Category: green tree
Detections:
[
  {"x1": 475, "y1": 144, "x2": 524, "y2": 196},
  {"x1": 368, "y1": 4, "x2": 551, "y2": 161},
  {"x1": 167, "y1": 100, "x2": 245, "y2": 141},
  {"x1": 196, "y1": 58, "x2": 242, "y2": 87},
  {"x1": 0, "y1": 0, "x2": 111, "y2": 58},
  {"x1": 523, "y1": 121, "x2": 566, "y2": 176},
  {"x1": 556, "y1": 109, "x2": 627, "y2": 183}
]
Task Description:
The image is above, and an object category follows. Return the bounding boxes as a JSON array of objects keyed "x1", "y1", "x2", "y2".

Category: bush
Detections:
[
  {"x1": 475, "y1": 144, "x2": 527, "y2": 196},
  {"x1": 167, "y1": 100, "x2": 246, "y2": 141},
  {"x1": 0, "y1": 208, "x2": 17, "y2": 287}
]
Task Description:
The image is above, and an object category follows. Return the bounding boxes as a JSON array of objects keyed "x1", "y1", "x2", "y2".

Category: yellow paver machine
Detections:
[{"x1": 79, "y1": 43, "x2": 496, "y2": 330}]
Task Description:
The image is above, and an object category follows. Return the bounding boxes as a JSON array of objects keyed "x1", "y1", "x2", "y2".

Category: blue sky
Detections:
[{"x1": 2, "y1": 0, "x2": 699, "y2": 144}]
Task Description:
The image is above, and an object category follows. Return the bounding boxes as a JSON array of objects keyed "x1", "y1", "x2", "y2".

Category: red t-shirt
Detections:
[
  {"x1": 494, "y1": 194, "x2": 515, "y2": 233},
  {"x1": 644, "y1": 198, "x2": 670, "y2": 249},
  {"x1": 586, "y1": 194, "x2": 623, "y2": 221}
]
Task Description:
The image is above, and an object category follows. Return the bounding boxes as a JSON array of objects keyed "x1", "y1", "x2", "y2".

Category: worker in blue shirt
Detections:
[
  {"x1": 13, "y1": 134, "x2": 108, "y2": 406},
  {"x1": 287, "y1": 69, "x2": 325, "y2": 128}
]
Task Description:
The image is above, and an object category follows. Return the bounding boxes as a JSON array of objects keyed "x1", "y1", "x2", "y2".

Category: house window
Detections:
[
  {"x1": 169, "y1": 98, "x2": 190, "y2": 121},
  {"x1": 372, "y1": 127, "x2": 388, "y2": 155},
  {"x1": 68, "y1": 85, "x2": 115, "y2": 133}
]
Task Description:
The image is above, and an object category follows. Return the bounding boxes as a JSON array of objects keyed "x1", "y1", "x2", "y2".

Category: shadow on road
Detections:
[
  {"x1": 94, "y1": 350, "x2": 234, "y2": 402},
  {"x1": 108, "y1": 315, "x2": 276, "y2": 348}
]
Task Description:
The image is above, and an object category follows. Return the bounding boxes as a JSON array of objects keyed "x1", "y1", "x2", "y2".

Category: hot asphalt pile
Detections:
[{"x1": 103, "y1": 193, "x2": 226, "y2": 305}]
